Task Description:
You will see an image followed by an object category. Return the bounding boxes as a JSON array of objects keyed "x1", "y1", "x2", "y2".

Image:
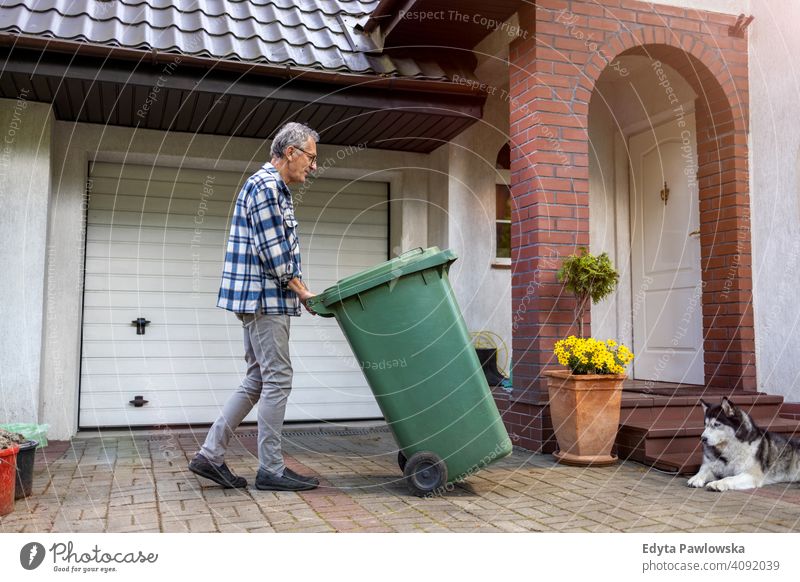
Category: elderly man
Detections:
[{"x1": 189, "y1": 122, "x2": 321, "y2": 491}]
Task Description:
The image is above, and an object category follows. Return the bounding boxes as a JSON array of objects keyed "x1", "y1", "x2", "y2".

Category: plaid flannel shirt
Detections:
[{"x1": 216, "y1": 162, "x2": 302, "y2": 316}]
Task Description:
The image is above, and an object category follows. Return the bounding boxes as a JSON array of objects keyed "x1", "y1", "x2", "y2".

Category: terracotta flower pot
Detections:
[{"x1": 544, "y1": 370, "x2": 626, "y2": 466}]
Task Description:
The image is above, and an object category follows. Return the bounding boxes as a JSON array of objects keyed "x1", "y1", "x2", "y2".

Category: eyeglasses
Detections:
[{"x1": 292, "y1": 146, "x2": 317, "y2": 166}]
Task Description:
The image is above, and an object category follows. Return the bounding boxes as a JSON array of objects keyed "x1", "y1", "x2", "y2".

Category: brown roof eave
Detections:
[
  {"x1": 362, "y1": 0, "x2": 406, "y2": 34},
  {"x1": 0, "y1": 33, "x2": 483, "y2": 98}
]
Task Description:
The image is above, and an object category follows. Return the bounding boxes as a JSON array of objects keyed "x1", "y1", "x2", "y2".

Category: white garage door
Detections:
[{"x1": 80, "y1": 161, "x2": 387, "y2": 428}]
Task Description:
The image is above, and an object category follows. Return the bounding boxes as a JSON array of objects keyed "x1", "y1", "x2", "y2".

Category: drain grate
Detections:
[
  {"x1": 251, "y1": 425, "x2": 391, "y2": 438},
  {"x1": 141, "y1": 424, "x2": 390, "y2": 442}
]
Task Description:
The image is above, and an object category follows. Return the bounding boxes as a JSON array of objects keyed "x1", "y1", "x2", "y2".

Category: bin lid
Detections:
[{"x1": 316, "y1": 246, "x2": 457, "y2": 307}]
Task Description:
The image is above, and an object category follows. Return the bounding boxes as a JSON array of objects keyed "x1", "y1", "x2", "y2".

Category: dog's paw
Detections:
[
  {"x1": 687, "y1": 474, "x2": 707, "y2": 488},
  {"x1": 705, "y1": 479, "x2": 730, "y2": 492}
]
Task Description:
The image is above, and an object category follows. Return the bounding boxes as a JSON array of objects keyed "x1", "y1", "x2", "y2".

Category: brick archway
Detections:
[{"x1": 500, "y1": 0, "x2": 753, "y2": 450}]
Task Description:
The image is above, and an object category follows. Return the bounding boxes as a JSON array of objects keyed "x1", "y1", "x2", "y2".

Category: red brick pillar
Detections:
[
  {"x1": 509, "y1": 1, "x2": 592, "y2": 403},
  {"x1": 696, "y1": 91, "x2": 756, "y2": 391}
]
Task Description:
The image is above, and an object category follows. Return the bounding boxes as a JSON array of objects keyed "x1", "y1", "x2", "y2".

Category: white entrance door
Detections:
[
  {"x1": 629, "y1": 113, "x2": 704, "y2": 384},
  {"x1": 80, "y1": 161, "x2": 387, "y2": 427}
]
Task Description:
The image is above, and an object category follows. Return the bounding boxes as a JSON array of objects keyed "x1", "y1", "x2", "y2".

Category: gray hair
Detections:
[{"x1": 270, "y1": 122, "x2": 320, "y2": 159}]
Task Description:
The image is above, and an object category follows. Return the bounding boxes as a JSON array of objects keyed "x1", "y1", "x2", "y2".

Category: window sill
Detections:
[{"x1": 492, "y1": 258, "x2": 511, "y2": 269}]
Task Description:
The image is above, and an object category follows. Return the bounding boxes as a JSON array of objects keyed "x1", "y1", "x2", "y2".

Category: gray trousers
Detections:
[{"x1": 200, "y1": 311, "x2": 292, "y2": 476}]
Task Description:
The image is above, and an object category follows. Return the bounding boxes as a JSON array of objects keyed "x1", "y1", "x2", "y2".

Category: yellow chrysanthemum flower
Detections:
[{"x1": 552, "y1": 336, "x2": 634, "y2": 376}]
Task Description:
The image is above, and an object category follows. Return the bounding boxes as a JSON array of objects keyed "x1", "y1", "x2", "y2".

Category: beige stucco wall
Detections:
[
  {"x1": 644, "y1": 0, "x2": 749, "y2": 14},
  {"x1": 0, "y1": 98, "x2": 52, "y2": 426},
  {"x1": 747, "y1": 0, "x2": 800, "y2": 400},
  {"x1": 445, "y1": 98, "x2": 512, "y2": 373},
  {"x1": 427, "y1": 24, "x2": 514, "y2": 377}
]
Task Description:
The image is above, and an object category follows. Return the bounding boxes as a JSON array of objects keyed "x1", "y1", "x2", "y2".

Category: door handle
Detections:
[{"x1": 688, "y1": 229, "x2": 700, "y2": 237}]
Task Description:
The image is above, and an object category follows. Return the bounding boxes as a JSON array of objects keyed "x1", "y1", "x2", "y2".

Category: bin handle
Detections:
[
  {"x1": 306, "y1": 296, "x2": 335, "y2": 318},
  {"x1": 398, "y1": 247, "x2": 424, "y2": 259}
]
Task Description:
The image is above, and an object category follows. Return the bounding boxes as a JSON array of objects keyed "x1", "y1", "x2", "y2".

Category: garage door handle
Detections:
[
  {"x1": 132, "y1": 318, "x2": 151, "y2": 335},
  {"x1": 129, "y1": 395, "x2": 149, "y2": 407}
]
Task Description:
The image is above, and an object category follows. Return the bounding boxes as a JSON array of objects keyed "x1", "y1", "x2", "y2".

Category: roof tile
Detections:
[{"x1": 0, "y1": 0, "x2": 466, "y2": 80}]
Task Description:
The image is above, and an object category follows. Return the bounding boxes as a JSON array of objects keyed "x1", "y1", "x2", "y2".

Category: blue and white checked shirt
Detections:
[{"x1": 217, "y1": 162, "x2": 303, "y2": 316}]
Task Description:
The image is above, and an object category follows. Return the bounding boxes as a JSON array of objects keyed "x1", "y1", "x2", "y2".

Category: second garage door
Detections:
[{"x1": 80, "y1": 161, "x2": 388, "y2": 427}]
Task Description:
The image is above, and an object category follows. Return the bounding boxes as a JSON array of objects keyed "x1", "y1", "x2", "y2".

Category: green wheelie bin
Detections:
[{"x1": 306, "y1": 247, "x2": 513, "y2": 496}]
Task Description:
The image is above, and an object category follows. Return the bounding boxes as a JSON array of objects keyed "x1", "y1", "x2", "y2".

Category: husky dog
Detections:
[{"x1": 687, "y1": 397, "x2": 800, "y2": 491}]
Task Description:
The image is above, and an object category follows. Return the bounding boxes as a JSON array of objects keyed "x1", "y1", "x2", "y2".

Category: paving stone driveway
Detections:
[{"x1": 2, "y1": 422, "x2": 800, "y2": 533}]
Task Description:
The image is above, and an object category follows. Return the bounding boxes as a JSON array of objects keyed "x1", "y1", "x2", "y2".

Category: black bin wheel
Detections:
[
  {"x1": 403, "y1": 451, "x2": 448, "y2": 497},
  {"x1": 397, "y1": 451, "x2": 407, "y2": 472}
]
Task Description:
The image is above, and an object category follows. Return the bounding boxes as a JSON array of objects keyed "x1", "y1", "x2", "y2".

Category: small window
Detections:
[
  {"x1": 494, "y1": 143, "x2": 512, "y2": 265},
  {"x1": 495, "y1": 183, "x2": 511, "y2": 259}
]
